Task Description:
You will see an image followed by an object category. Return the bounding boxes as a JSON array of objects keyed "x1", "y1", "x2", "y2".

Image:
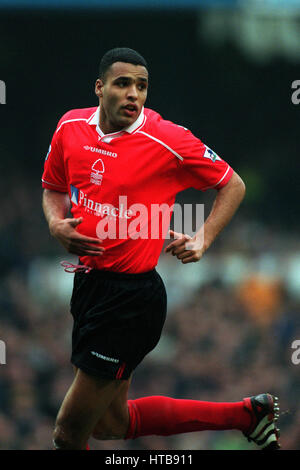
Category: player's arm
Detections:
[
  {"x1": 42, "y1": 189, "x2": 104, "y2": 256},
  {"x1": 165, "y1": 171, "x2": 245, "y2": 263}
]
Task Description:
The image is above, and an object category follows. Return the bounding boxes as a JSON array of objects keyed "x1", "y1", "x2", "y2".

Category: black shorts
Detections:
[{"x1": 70, "y1": 268, "x2": 167, "y2": 380}]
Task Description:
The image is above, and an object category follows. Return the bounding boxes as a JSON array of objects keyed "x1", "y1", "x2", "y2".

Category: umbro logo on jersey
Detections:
[{"x1": 83, "y1": 145, "x2": 117, "y2": 158}]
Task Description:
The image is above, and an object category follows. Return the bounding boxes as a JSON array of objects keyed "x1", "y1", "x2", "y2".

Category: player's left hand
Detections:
[{"x1": 164, "y1": 230, "x2": 205, "y2": 264}]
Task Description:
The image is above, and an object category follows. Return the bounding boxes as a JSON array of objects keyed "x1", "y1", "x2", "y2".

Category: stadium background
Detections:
[{"x1": 0, "y1": 0, "x2": 300, "y2": 450}]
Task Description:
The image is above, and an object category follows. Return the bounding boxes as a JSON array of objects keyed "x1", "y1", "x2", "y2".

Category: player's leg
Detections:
[
  {"x1": 91, "y1": 375, "x2": 132, "y2": 440},
  {"x1": 89, "y1": 377, "x2": 280, "y2": 450},
  {"x1": 53, "y1": 368, "x2": 127, "y2": 449},
  {"x1": 124, "y1": 394, "x2": 280, "y2": 450},
  {"x1": 71, "y1": 365, "x2": 132, "y2": 441}
]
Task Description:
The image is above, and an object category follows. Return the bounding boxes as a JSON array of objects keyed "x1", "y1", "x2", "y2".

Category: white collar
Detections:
[{"x1": 87, "y1": 106, "x2": 145, "y2": 140}]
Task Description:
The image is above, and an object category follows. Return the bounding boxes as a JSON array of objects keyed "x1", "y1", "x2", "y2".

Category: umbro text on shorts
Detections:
[{"x1": 70, "y1": 268, "x2": 167, "y2": 380}]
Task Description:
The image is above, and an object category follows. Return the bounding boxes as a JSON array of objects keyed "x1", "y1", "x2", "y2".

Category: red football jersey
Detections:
[{"x1": 42, "y1": 106, "x2": 233, "y2": 273}]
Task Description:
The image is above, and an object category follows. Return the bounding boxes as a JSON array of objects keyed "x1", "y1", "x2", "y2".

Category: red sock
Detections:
[{"x1": 125, "y1": 396, "x2": 251, "y2": 439}]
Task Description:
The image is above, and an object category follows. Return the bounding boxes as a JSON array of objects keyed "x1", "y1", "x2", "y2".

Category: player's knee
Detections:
[
  {"x1": 53, "y1": 425, "x2": 71, "y2": 449},
  {"x1": 53, "y1": 423, "x2": 82, "y2": 450}
]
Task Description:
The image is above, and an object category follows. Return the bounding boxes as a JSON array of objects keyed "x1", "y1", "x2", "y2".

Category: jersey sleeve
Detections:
[
  {"x1": 169, "y1": 124, "x2": 233, "y2": 192},
  {"x1": 41, "y1": 115, "x2": 68, "y2": 192}
]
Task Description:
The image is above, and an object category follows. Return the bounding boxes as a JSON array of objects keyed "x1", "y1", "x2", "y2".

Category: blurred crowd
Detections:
[
  {"x1": 1, "y1": 1, "x2": 299, "y2": 451},
  {"x1": 0, "y1": 175, "x2": 299, "y2": 450}
]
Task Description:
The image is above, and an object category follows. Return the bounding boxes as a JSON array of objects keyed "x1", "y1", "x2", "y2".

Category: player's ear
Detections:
[{"x1": 95, "y1": 79, "x2": 104, "y2": 98}]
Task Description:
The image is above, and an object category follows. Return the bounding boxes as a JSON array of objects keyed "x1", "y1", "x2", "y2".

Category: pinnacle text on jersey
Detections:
[{"x1": 78, "y1": 191, "x2": 133, "y2": 219}]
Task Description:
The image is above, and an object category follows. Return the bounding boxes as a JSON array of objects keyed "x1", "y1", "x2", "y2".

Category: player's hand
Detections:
[
  {"x1": 49, "y1": 217, "x2": 105, "y2": 256},
  {"x1": 164, "y1": 230, "x2": 205, "y2": 264}
]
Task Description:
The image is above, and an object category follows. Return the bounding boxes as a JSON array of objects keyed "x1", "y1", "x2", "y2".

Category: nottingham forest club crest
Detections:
[{"x1": 90, "y1": 159, "x2": 105, "y2": 186}]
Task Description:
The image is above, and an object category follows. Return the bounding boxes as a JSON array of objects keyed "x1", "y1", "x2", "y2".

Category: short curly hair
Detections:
[{"x1": 99, "y1": 47, "x2": 148, "y2": 81}]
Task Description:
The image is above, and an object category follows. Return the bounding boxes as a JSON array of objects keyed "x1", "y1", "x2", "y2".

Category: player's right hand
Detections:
[{"x1": 49, "y1": 217, "x2": 105, "y2": 256}]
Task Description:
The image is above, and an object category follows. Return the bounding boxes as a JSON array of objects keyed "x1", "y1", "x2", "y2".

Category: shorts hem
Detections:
[{"x1": 71, "y1": 359, "x2": 131, "y2": 381}]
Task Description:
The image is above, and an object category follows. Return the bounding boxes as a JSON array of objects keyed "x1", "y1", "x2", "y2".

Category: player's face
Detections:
[{"x1": 95, "y1": 61, "x2": 148, "y2": 134}]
